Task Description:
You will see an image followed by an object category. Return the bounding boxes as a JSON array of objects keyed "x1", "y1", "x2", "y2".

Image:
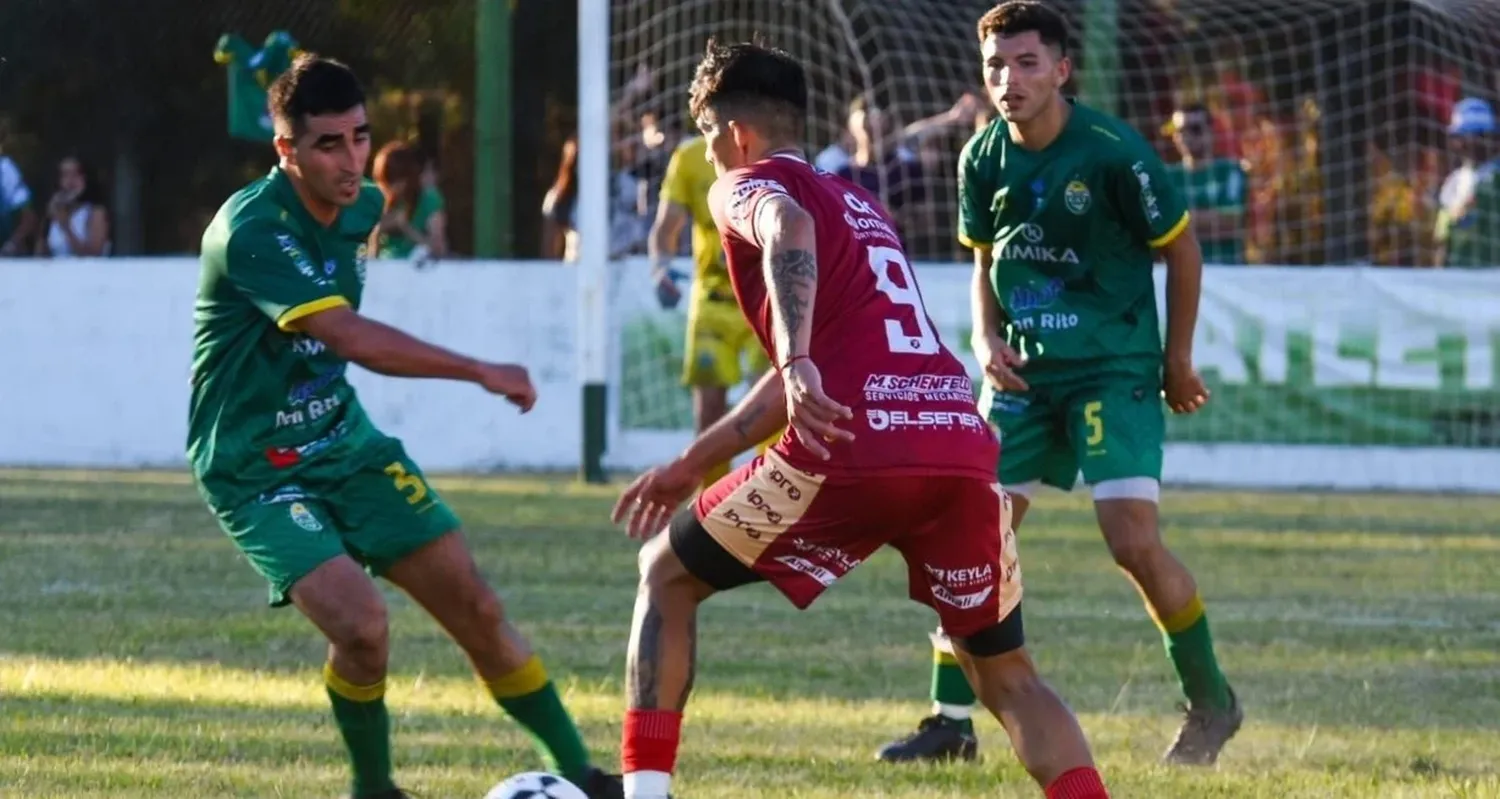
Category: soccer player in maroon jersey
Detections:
[{"x1": 610, "y1": 41, "x2": 1109, "y2": 799}]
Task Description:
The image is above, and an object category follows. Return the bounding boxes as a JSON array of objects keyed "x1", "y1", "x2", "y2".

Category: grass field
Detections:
[{"x1": 2, "y1": 469, "x2": 1499, "y2": 798}]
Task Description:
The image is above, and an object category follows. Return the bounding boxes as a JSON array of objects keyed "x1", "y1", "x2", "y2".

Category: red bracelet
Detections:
[{"x1": 779, "y1": 354, "x2": 812, "y2": 371}]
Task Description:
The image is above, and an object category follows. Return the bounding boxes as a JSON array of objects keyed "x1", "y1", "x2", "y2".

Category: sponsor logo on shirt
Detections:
[
  {"x1": 275, "y1": 233, "x2": 333, "y2": 287},
  {"x1": 1132, "y1": 161, "x2": 1162, "y2": 220},
  {"x1": 264, "y1": 419, "x2": 351, "y2": 468},
  {"x1": 863, "y1": 373, "x2": 974, "y2": 403},
  {"x1": 998, "y1": 223, "x2": 1079, "y2": 264},
  {"x1": 726, "y1": 178, "x2": 790, "y2": 226},
  {"x1": 866, "y1": 409, "x2": 986, "y2": 431}
]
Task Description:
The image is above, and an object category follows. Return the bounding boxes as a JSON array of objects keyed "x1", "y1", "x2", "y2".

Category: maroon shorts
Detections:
[{"x1": 676, "y1": 450, "x2": 1022, "y2": 639}]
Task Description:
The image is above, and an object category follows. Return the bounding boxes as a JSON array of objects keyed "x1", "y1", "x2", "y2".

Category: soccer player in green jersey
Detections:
[
  {"x1": 876, "y1": 1, "x2": 1243, "y2": 768},
  {"x1": 1163, "y1": 102, "x2": 1247, "y2": 265},
  {"x1": 188, "y1": 55, "x2": 624, "y2": 799}
]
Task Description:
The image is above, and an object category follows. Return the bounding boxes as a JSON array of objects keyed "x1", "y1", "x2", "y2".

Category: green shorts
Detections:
[
  {"x1": 981, "y1": 371, "x2": 1164, "y2": 490},
  {"x1": 211, "y1": 439, "x2": 461, "y2": 607}
]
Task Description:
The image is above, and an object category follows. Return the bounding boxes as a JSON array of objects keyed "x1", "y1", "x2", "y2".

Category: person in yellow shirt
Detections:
[{"x1": 648, "y1": 135, "x2": 774, "y2": 486}]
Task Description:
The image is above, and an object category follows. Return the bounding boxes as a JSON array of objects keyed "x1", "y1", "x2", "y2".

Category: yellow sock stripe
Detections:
[
  {"x1": 933, "y1": 648, "x2": 961, "y2": 667},
  {"x1": 485, "y1": 655, "x2": 550, "y2": 699},
  {"x1": 1154, "y1": 594, "x2": 1206, "y2": 634},
  {"x1": 324, "y1": 662, "x2": 386, "y2": 702}
]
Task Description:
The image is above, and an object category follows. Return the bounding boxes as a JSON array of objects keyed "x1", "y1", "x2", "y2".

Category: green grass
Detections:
[{"x1": 2, "y1": 469, "x2": 1499, "y2": 798}]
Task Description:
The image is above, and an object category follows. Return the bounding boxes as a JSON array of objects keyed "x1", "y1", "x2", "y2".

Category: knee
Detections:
[
  {"x1": 1098, "y1": 503, "x2": 1163, "y2": 574},
  {"x1": 332, "y1": 605, "x2": 390, "y2": 657},
  {"x1": 460, "y1": 584, "x2": 508, "y2": 633},
  {"x1": 964, "y1": 647, "x2": 1047, "y2": 699},
  {"x1": 637, "y1": 534, "x2": 706, "y2": 605}
]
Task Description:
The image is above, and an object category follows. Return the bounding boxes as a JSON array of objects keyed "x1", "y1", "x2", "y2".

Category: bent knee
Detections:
[
  {"x1": 333, "y1": 605, "x2": 390, "y2": 654},
  {"x1": 637, "y1": 533, "x2": 714, "y2": 604},
  {"x1": 460, "y1": 585, "x2": 507, "y2": 631},
  {"x1": 970, "y1": 648, "x2": 1049, "y2": 697}
]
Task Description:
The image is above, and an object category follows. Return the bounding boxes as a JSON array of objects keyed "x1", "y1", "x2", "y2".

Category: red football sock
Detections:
[
  {"x1": 1045, "y1": 766, "x2": 1109, "y2": 799},
  {"x1": 621, "y1": 709, "x2": 683, "y2": 775}
]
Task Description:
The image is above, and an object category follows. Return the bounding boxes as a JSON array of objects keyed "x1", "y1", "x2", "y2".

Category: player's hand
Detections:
[
  {"x1": 474, "y1": 363, "x2": 537, "y2": 412},
  {"x1": 1163, "y1": 357, "x2": 1210, "y2": 414},
  {"x1": 612, "y1": 459, "x2": 701, "y2": 540},
  {"x1": 974, "y1": 334, "x2": 1029, "y2": 392},
  {"x1": 782, "y1": 358, "x2": 854, "y2": 460},
  {"x1": 652, "y1": 268, "x2": 682, "y2": 309}
]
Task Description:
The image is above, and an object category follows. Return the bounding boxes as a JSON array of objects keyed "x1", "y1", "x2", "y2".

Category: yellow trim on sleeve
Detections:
[
  {"x1": 958, "y1": 233, "x2": 992, "y2": 251},
  {"x1": 1149, "y1": 211, "x2": 1192, "y2": 249},
  {"x1": 276, "y1": 295, "x2": 349, "y2": 331}
]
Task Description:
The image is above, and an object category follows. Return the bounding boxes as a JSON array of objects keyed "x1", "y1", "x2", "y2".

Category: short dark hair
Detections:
[
  {"x1": 268, "y1": 54, "x2": 366, "y2": 136},
  {"x1": 688, "y1": 40, "x2": 807, "y2": 142},
  {"x1": 977, "y1": 1, "x2": 1071, "y2": 57}
]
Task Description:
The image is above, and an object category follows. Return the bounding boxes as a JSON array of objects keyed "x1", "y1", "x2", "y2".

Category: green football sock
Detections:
[
  {"x1": 1155, "y1": 594, "x2": 1232, "y2": 710},
  {"x1": 486, "y1": 655, "x2": 592, "y2": 782},
  {"x1": 931, "y1": 648, "x2": 977, "y2": 723},
  {"x1": 324, "y1": 662, "x2": 397, "y2": 797}
]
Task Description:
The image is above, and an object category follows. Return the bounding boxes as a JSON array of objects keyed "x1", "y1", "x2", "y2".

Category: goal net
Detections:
[{"x1": 599, "y1": 0, "x2": 1500, "y2": 493}]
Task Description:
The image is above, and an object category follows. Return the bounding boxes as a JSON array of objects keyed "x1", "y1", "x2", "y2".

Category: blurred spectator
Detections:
[
  {"x1": 630, "y1": 108, "x2": 682, "y2": 228},
  {"x1": 372, "y1": 141, "x2": 448, "y2": 262},
  {"x1": 1163, "y1": 102, "x2": 1247, "y2": 264},
  {"x1": 35, "y1": 155, "x2": 109, "y2": 258},
  {"x1": 0, "y1": 134, "x2": 38, "y2": 256},
  {"x1": 541, "y1": 135, "x2": 578, "y2": 261},
  {"x1": 822, "y1": 96, "x2": 926, "y2": 216},
  {"x1": 1370, "y1": 142, "x2": 1435, "y2": 267},
  {"x1": 1434, "y1": 97, "x2": 1500, "y2": 268}
]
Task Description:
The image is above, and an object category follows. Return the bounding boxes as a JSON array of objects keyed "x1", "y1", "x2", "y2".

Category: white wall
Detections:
[
  {"x1": 3, "y1": 257, "x2": 1499, "y2": 493},
  {"x1": 0, "y1": 259, "x2": 580, "y2": 472}
]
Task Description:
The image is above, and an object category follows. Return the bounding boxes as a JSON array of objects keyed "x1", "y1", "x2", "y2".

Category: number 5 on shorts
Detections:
[
  {"x1": 384, "y1": 461, "x2": 429, "y2": 505},
  {"x1": 1083, "y1": 401, "x2": 1104, "y2": 447}
]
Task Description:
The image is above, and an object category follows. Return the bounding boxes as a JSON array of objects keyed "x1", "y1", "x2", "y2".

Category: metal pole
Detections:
[
  {"x1": 577, "y1": 0, "x2": 610, "y2": 483},
  {"x1": 475, "y1": 0, "x2": 513, "y2": 257}
]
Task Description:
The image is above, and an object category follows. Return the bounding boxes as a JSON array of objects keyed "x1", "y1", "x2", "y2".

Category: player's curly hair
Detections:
[
  {"x1": 976, "y1": 1, "x2": 1071, "y2": 55},
  {"x1": 687, "y1": 38, "x2": 806, "y2": 142},
  {"x1": 268, "y1": 54, "x2": 366, "y2": 136}
]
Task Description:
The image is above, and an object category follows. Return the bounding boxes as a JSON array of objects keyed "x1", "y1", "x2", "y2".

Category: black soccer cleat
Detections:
[
  {"x1": 347, "y1": 789, "x2": 417, "y2": 799},
  {"x1": 578, "y1": 767, "x2": 628, "y2": 799},
  {"x1": 875, "y1": 714, "x2": 979, "y2": 763},
  {"x1": 1161, "y1": 686, "x2": 1245, "y2": 766}
]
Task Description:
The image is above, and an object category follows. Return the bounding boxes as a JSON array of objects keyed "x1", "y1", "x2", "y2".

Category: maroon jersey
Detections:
[{"x1": 708, "y1": 154, "x2": 997, "y2": 479}]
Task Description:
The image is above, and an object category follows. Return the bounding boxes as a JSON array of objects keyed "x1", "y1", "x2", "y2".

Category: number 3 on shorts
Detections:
[
  {"x1": 1083, "y1": 401, "x2": 1104, "y2": 447},
  {"x1": 384, "y1": 461, "x2": 429, "y2": 505}
]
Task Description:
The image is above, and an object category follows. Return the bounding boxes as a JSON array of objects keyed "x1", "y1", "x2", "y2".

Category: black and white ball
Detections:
[{"x1": 484, "y1": 772, "x2": 589, "y2": 799}]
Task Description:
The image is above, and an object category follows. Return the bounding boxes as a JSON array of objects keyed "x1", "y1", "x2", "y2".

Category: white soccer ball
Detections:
[{"x1": 484, "y1": 772, "x2": 589, "y2": 799}]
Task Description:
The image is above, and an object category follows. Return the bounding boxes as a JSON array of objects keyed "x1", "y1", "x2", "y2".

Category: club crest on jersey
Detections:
[
  {"x1": 288, "y1": 502, "x2": 323, "y2": 532},
  {"x1": 355, "y1": 243, "x2": 369, "y2": 284},
  {"x1": 1064, "y1": 180, "x2": 1091, "y2": 214}
]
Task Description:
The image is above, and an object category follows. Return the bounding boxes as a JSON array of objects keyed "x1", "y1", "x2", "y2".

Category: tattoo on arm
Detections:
[
  {"x1": 732, "y1": 401, "x2": 768, "y2": 444},
  {"x1": 768, "y1": 248, "x2": 817, "y2": 345}
]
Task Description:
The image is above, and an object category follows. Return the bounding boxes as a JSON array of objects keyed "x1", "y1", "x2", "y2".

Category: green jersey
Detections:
[
  {"x1": 958, "y1": 100, "x2": 1190, "y2": 379},
  {"x1": 1165, "y1": 158, "x2": 1245, "y2": 264},
  {"x1": 377, "y1": 185, "x2": 445, "y2": 259},
  {"x1": 188, "y1": 167, "x2": 385, "y2": 508},
  {"x1": 213, "y1": 31, "x2": 300, "y2": 143}
]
